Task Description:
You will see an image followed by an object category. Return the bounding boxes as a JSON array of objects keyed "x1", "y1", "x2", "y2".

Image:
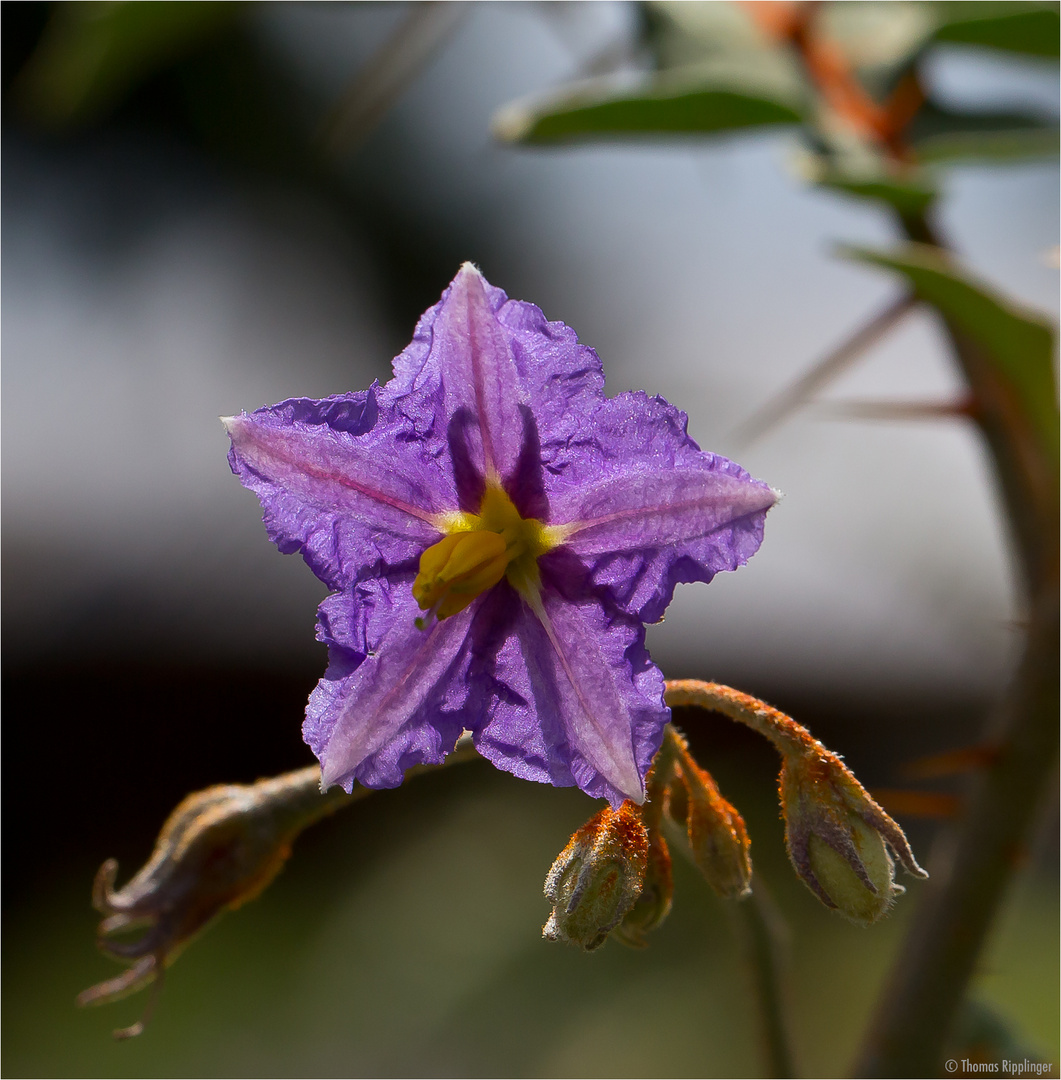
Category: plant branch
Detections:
[
  {"x1": 729, "y1": 293, "x2": 917, "y2": 447},
  {"x1": 852, "y1": 209, "x2": 1060, "y2": 1077},
  {"x1": 319, "y1": 2, "x2": 468, "y2": 158},
  {"x1": 80, "y1": 735, "x2": 483, "y2": 1036}
]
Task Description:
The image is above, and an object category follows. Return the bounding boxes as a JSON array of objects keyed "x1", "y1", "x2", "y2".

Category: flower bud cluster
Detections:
[
  {"x1": 545, "y1": 687, "x2": 928, "y2": 953},
  {"x1": 543, "y1": 726, "x2": 758, "y2": 953}
]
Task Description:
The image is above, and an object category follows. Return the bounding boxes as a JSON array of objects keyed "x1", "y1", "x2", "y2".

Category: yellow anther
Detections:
[
  {"x1": 413, "y1": 530, "x2": 512, "y2": 619},
  {"x1": 413, "y1": 483, "x2": 561, "y2": 623}
]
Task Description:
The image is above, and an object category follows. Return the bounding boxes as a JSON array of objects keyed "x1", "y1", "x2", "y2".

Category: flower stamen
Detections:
[{"x1": 413, "y1": 484, "x2": 555, "y2": 621}]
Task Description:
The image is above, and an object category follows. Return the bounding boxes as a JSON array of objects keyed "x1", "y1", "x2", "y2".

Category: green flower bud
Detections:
[
  {"x1": 661, "y1": 727, "x2": 751, "y2": 900},
  {"x1": 543, "y1": 801, "x2": 648, "y2": 951},
  {"x1": 780, "y1": 751, "x2": 927, "y2": 925},
  {"x1": 682, "y1": 759, "x2": 752, "y2": 900},
  {"x1": 805, "y1": 823, "x2": 896, "y2": 924}
]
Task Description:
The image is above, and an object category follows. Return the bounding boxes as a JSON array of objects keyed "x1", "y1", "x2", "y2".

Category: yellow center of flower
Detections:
[{"x1": 414, "y1": 485, "x2": 561, "y2": 622}]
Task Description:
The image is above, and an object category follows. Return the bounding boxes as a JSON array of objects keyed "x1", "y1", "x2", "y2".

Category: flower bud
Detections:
[
  {"x1": 662, "y1": 728, "x2": 751, "y2": 899},
  {"x1": 682, "y1": 759, "x2": 753, "y2": 900},
  {"x1": 780, "y1": 751, "x2": 927, "y2": 925},
  {"x1": 612, "y1": 829, "x2": 673, "y2": 948},
  {"x1": 543, "y1": 801, "x2": 648, "y2": 951}
]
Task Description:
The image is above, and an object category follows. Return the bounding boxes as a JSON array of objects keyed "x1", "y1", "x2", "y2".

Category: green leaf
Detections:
[
  {"x1": 909, "y1": 101, "x2": 1060, "y2": 164},
  {"x1": 15, "y1": 1, "x2": 239, "y2": 127},
  {"x1": 947, "y1": 1000, "x2": 1047, "y2": 1067},
  {"x1": 929, "y1": 1, "x2": 1060, "y2": 58},
  {"x1": 843, "y1": 242, "x2": 1059, "y2": 460},
  {"x1": 493, "y1": 66, "x2": 804, "y2": 144},
  {"x1": 812, "y1": 170, "x2": 938, "y2": 216},
  {"x1": 795, "y1": 135, "x2": 939, "y2": 216}
]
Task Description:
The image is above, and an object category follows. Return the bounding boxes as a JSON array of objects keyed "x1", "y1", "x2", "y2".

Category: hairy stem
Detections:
[
  {"x1": 212, "y1": 733, "x2": 484, "y2": 831},
  {"x1": 665, "y1": 679, "x2": 822, "y2": 758}
]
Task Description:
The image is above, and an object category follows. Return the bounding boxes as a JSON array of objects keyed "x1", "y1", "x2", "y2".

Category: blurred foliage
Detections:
[
  {"x1": 946, "y1": 998, "x2": 1052, "y2": 1071},
  {"x1": 2, "y1": 1, "x2": 479, "y2": 335},
  {"x1": 931, "y1": 1, "x2": 1061, "y2": 58},
  {"x1": 494, "y1": 0, "x2": 1060, "y2": 507},
  {"x1": 7, "y1": 1, "x2": 317, "y2": 177},
  {"x1": 12, "y1": 2, "x2": 240, "y2": 127},
  {"x1": 495, "y1": 0, "x2": 1059, "y2": 217},
  {"x1": 844, "y1": 243, "x2": 1059, "y2": 464},
  {"x1": 907, "y1": 100, "x2": 1060, "y2": 165},
  {"x1": 494, "y1": 1, "x2": 806, "y2": 142},
  {"x1": 492, "y1": 71, "x2": 802, "y2": 143},
  {"x1": 11, "y1": 1, "x2": 1058, "y2": 207}
]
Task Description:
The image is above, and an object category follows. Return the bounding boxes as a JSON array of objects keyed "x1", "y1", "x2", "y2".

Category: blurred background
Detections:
[{"x1": 3, "y1": 3, "x2": 1057, "y2": 1076}]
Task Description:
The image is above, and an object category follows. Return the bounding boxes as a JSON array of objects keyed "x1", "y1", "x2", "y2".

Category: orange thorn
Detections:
[
  {"x1": 901, "y1": 744, "x2": 1001, "y2": 782},
  {"x1": 869, "y1": 788, "x2": 963, "y2": 820}
]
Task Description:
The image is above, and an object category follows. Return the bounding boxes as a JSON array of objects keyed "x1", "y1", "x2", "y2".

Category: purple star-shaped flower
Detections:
[{"x1": 225, "y1": 265, "x2": 776, "y2": 807}]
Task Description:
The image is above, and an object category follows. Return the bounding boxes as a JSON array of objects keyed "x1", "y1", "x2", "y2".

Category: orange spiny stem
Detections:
[
  {"x1": 786, "y1": 6, "x2": 890, "y2": 141},
  {"x1": 880, "y1": 69, "x2": 926, "y2": 156},
  {"x1": 752, "y1": 1, "x2": 922, "y2": 162}
]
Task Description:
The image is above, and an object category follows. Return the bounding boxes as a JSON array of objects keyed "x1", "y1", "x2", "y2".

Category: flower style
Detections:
[{"x1": 225, "y1": 265, "x2": 776, "y2": 806}]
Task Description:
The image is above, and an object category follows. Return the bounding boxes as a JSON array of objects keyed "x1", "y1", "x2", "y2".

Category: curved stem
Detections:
[
  {"x1": 81, "y1": 735, "x2": 484, "y2": 1035},
  {"x1": 174, "y1": 733, "x2": 483, "y2": 838},
  {"x1": 665, "y1": 679, "x2": 822, "y2": 758}
]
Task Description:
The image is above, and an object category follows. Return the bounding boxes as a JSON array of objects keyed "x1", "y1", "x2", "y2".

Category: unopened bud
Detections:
[
  {"x1": 663, "y1": 772, "x2": 689, "y2": 830},
  {"x1": 663, "y1": 729, "x2": 751, "y2": 899},
  {"x1": 612, "y1": 829, "x2": 673, "y2": 948},
  {"x1": 780, "y1": 752, "x2": 927, "y2": 925},
  {"x1": 543, "y1": 801, "x2": 648, "y2": 951},
  {"x1": 682, "y1": 760, "x2": 752, "y2": 900}
]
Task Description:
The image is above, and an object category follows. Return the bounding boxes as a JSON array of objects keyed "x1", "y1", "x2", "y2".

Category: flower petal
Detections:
[
  {"x1": 545, "y1": 392, "x2": 776, "y2": 621},
  {"x1": 563, "y1": 467, "x2": 774, "y2": 551},
  {"x1": 395, "y1": 263, "x2": 526, "y2": 484},
  {"x1": 472, "y1": 582, "x2": 667, "y2": 808},
  {"x1": 305, "y1": 582, "x2": 476, "y2": 791},
  {"x1": 389, "y1": 265, "x2": 610, "y2": 517},
  {"x1": 225, "y1": 391, "x2": 454, "y2": 589}
]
